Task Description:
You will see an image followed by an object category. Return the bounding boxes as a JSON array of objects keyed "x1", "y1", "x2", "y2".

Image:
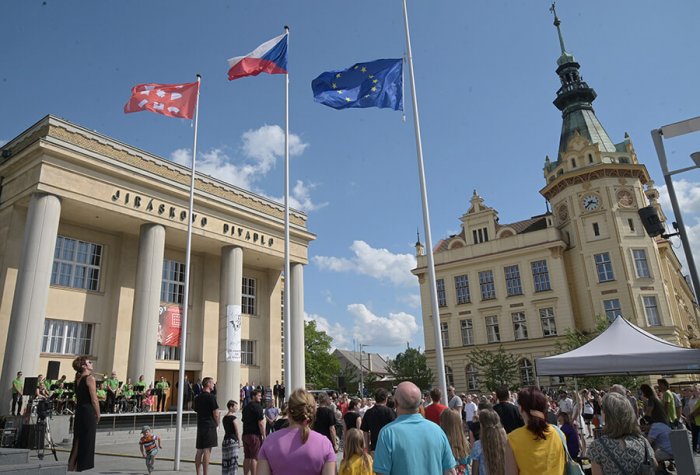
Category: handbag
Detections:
[{"x1": 553, "y1": 425, "x2": 585, "y2": 475}]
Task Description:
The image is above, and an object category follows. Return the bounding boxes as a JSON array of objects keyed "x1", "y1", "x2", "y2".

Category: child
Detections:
[
  {"x1": 339, "y1": 428, "x2": 373, "y2": 475},
  {"x1": 471, "y1": 408, "x2": 507, "y2": 475},
  {"x1": 440, "y1": 408, "x2": 471, "y2": 475},
  {"x1": 139, "y1": 425, "x2": 162, "y2": 474},
  {"x1": 143, "y1": 388, "x2": 154, "y2": 413}
]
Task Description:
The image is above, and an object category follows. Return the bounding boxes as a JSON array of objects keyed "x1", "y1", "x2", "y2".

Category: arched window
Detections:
[
  {"x1": 444, "y1": 365, "x2": 454, "y2": 387},
  {"x1": 519, "y1": 358, "x2": 534, "y2": 386},
  {"x1": 465, "y1": 363, "x2": 479, "y2": 391}
]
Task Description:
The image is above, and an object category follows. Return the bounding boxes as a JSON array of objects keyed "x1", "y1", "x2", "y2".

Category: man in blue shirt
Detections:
[{"x1": 373, "y1": 381, "x2": 456, "y2": 475}]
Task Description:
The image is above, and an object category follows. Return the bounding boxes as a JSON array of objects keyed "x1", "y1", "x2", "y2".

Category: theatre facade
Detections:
[{"x1": 0, "y1": 115, "x2": 314, "y2": 410}]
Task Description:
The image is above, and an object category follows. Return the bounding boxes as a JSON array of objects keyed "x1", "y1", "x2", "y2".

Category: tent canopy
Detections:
[{"x1": 535, "y1": 316, "x2": 700, "y2": 376}]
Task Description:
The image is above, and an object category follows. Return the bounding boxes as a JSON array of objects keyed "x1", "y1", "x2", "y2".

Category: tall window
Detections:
[
  {"x1": 603, "y1": 299, "x2": 621, "y2": 322},
  {"x1": 42, "y1": 319, "x2": 93, "y2": 355},
  {"x1": 520, "y1": 359, "x2": 535, "y2": 385},
  {"x1": 51, "y1": 236, "x2": 102, "y2": 291},
  {"x1": 512, "y1": 312, "x2": 528, "y2": 340},
  {"x1": 454, "y1": 275, "x2": 471, "y2": 304},
  {"x1": 504, "y1": 265, "x2": 523, "y2": 296},
  {"x1": 531, "y1": 260, "x2": 551, "y2": 292},
  {"x1": 633, "y1": 249, "x2": 651, "y2": 278},
  {"x1": 486, "y1": 315, "x2": 500, "y2": 343},
  {"x1": 156, "y1": 345, "x2": 180, "y2": 360},
  {"x1": 445, "y1": 366, "x2": 454, "y2": 387},
  {"x1": 440, "y1": 322, "x2": 450, "y2": 348},
  {"x1": 594, "y1": 252, "x2": 615, "y2": 282},
  {"x1": 242, "y1": 277, "x2": 256, "y2": 315},
  {"x1": 466, "y1": 363, "x2": 479, "y2": 391},
  {"x1": 643, "y1": 296, "x2": 661, "y2": 326},
  {"x1": 472, "y1": 227, "x2": 489, "y2": 244},
  {"x1": 437, "y1": 279, "x2": 447, "y2": 307},
  {"x1": 242, "y1": 340, "x2": 256, "y2": 365},
  {"x1": 540, "y1": 307, "x2": 557, "y2": 336},
  {"x1": 161, "y1": 260, "x2": 185, "y2": 304},
  {"x1": 479, "y1": 270, "x2": 496, "y2": 300},
  {"x1": 460, "y1": 319, "x2": 474, "y2": 346}
]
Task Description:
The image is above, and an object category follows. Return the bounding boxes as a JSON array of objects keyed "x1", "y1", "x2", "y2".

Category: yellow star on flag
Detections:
[
  {"x1": 371, "y1": 86, "x2": 377, "y2": 92},
  {"x1": 354, "y1": 66, "x2": 359, "y2": 69},
  {"x1": 361, "y1": 67, "x2": 367, "y2": 73},
  {"x1": 345, "y1": 97, "x2": 351, "y2": 102},
  {"x1": 336, "y1": 73, "x2": 342, "y2": 78},
  {"x1": 337, "y1": 90, "x2": 344, "y2": 94},
  {"x1": 368, "y1": 75, "x2": 374, "y2": 79},
  {"x1": 373, "y1": 79, "x2": 378, "y2": 84},
  {"x1": 331, "y1": 83, "x2": 337, "y2": 89}
]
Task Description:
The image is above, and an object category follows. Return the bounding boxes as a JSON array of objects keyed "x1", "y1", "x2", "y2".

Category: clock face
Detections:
[
  {"x1": 582, "y1": 194, "x2": 600, "y2": 211},
  {"x1": 617, "y1": 189, "x2": 634, "y2": 207},
  {"x1": 557, "y1": 204, "x2": 569, "y2": 221}
]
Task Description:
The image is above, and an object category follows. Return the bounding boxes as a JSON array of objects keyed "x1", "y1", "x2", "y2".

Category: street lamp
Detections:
[
  {"x1": 651, "y1": 116, "x2": 700, "y2": 301},
  {"x1": 357, "y1": 343, "x2": 368, "y2": 397}
]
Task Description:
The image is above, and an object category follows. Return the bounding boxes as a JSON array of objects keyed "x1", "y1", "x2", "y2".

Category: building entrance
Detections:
[{"x1": 154, "y1": 370, "x2": 195, "y2": 411}]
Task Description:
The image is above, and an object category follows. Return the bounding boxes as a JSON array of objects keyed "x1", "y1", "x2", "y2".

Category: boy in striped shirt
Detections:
[{"x1": 139, "y1": 425, "x2": 162, "y2": 473}]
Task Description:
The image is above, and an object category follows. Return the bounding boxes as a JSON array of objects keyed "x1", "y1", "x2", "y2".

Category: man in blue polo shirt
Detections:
[{"x1": 373, "y1": 381, "x2": 456, "y2": 475}]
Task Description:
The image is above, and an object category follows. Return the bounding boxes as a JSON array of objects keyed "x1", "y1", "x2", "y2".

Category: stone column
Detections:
[
  {"x1": 1, "y1": 193, "x2": 61, "y2": 411},
  {"x1": 218, "y1": 246, "x2": 242, "y2": 405},
  {"x1": 127, "y1": 223, "x2": 165, "y2": 386},
  {"x1": 290, "y1": 263, "x2": 305, "y2": 390}
]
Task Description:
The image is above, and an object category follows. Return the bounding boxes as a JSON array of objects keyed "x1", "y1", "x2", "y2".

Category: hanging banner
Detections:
[
  {"x1": 226, "y1": 304, "x2": 242, "y2": 362},
  {"x1": 158, "y1": 305, "x2": 182, "y2": 347}
]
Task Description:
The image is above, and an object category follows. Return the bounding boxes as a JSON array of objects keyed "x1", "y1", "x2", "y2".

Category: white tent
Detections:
[{"x1": 535, "y1": 316, "x2": 700, "y2": 376}]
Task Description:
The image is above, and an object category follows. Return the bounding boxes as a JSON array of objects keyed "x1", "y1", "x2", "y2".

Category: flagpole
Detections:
[
  {"x1": 174, "y1": 74, "x2": 201, "y2": 471},
  {"x1": 401, "y1": 0, "x2": 448, "y2": 405},
  {"x1": 283, "y1": 26, "x2": 292, "y2": 393}
]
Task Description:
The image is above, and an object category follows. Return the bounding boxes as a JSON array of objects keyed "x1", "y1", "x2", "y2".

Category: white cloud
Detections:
[
  {"x1": 656, "y1": 180, "x2": 700, "y2": 275},
  {"x1": 305, "y1": 312, "x2": 349, "y2": 349},
  {"x1": 313, "y1": 240, "x2": 418, "y2": 287},
  {"x1": 398, "y1": 293, "x2": 422, "y2": 309},
  {"x1": 0, "y1": 139, "x2": 7, "y2": 147},
  {"x1": 347, "y1": 304, "x2": 420, "y2": 347}
]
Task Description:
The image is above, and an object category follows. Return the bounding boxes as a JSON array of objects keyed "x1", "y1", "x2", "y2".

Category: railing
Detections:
[{"x1": 83, "y1": 411, "x2": 198, "y2": 435}]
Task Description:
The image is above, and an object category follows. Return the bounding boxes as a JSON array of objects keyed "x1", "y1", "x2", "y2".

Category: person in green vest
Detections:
[
  {"x1": 11, "y1": 371, "x2": 23, "y2": 416},
  {"x1": 96, "y1": 381, "x2": 107, "y2": 413},
  {"x1": 104, "y1": 371, "x2": 120, "y2": 414},
  {"x1": 120, "y1": 383, "x2": 135, "y2": 412},
  {"x1": 156, "y1": 377, "x2": 170, "y2": 412}
]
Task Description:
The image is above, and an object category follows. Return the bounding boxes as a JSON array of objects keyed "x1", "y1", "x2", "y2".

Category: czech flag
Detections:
[{"x1": 227, "y1": 33, "x2": 288, "y2": 81}]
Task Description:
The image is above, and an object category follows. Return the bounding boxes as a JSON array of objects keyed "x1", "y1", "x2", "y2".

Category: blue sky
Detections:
[{"x1": 3, "y1": 1, "x2": 700, "y2": 359}]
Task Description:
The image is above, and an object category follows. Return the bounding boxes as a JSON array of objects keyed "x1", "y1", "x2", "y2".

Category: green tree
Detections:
[
  {"x1": 304, "y1": 320, "x2": 340, "y2": 389},
  {"x1": 386, "y1": 346, "x2": 434, "y2": 390},
  {"x1": 469, "y1": 345, "x2": 520, "y2": 391}
]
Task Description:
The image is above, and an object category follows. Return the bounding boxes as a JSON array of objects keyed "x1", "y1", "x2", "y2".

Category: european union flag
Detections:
[{"x1": 312, "y1": 58, "x2": 403, "y2": 111}]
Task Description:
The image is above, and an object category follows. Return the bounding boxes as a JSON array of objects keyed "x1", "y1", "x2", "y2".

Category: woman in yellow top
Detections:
[
  {"x1": 339, "y1": 428, "x2": 373, "y2": 475},
  {"x1": 505, "y1": 386, "x2": 565, "y2": 475}
]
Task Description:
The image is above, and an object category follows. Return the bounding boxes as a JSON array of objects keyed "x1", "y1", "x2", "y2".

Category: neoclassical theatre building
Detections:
[
  {"x1": 0, "y1": 115, "x2": 314, "y2": 411},
  {"x1": 413, "y1": 22, "x2": 700, "y2": 390}
]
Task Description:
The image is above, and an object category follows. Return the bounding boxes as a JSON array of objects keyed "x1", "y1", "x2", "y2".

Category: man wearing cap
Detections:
[{"x1": 193, "y1": 377, "x2": 219, "y2": 475}]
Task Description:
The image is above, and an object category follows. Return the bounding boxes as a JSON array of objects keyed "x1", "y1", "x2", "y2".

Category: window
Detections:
[
  {"x1": 603, "y1": 299, "x2": 621, "y2": 322},
  {"x1": 454, "y1": 275, "x2": 471, "y2": 304},
  {"x1": 520, "y1": 359, "x2": 535, "y2": 386},
  {"x1": 593, "y1": 223, "x2": 600, "y2": 236},
  {"x1": 643, "y1": 296, "x2": 661, "y2": 326},
  {"x1": 42, "y1": 319, "x2": 93, "y2": 355},
  {"x1": 531, "y1": 260, "x2": 552, "y2": 292},
  {"x1": 445, "y1": 365, "x2": 454, "y2": 387},
  {"x1": 594, "y1": 252, "x2": 615, "y2": 282},
  {"x1": 437, "y1": 279, "x2": 447, "y2": 307},
  {"x1": 628, "y1": 219, "x2": 635, "y2": 232},
  {"x1": 466, "y1": 363, "x2": 479, "y2": 391},
  {"x1": 540, "y1": 307, "x2": 557, "y2": 336},
  {"x1": 51, "y1": 236, "x2": 102, "y2": 291},
  {"x1": 242, "y1": 340, "x2": 256, "y2": 365},
  {"x1": 460, "y1": 319, "x2": 474, "y2": 346},
  {"x1": 472, "y1": 227, "x2": 489, "y2": 244},
  {"x1": 512, "y1": 312, "x2": 528, "y2": 340},
  {"x1": 571, "y1": 158, "x2": 577, "y2": 168},
  {"x1": 440, "y1": 322, "x2": 450, "y2": 347},
  {"x1": 242, "y1": 277, "x2": 256, "y2": 315},
  {"x1": 479, "y1": 270, "x2": 496, "y2": 300},
  {"x1": 504, "y1": 265, "x2": 523, "y2": 296},
  {"x1": 156, "y1": 344, "x2": 180, "y2": 360},
  {"x1": 161, "y1": 260, "x2": 185, "y2": 304},
  {"x1": 486, "y1": 315, "x2": 500, "y2": 343},
  {"x1": 633, "y1": 249, "x2": 651, "y2": 278}
]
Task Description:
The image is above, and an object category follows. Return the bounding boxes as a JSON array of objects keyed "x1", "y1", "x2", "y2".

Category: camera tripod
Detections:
[{"x1": 30, "y1": 401, "x2": 58, "y2": 461}]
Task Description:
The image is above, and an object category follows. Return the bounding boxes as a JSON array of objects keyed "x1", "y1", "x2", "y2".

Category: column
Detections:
[
  {"x1": 1, "y1": 193, "x2": 61, "y2": 411},
  {"x1": 218, "y1": 246, "x2": 242, "y2": 405},
  {"x1": 290, "y1": 263, "x2": 305, "y2": 390},
  {"x1": 127, "y1": 223, "x2": 165, "y2": 386}
]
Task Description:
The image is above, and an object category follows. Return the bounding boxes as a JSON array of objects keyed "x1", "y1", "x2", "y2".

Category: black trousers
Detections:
[{"x1": 11, "y1": 393, "x2": 22, "y2": 415}]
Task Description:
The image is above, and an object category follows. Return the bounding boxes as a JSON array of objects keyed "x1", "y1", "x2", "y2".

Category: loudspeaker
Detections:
[
  {"x1": 46, "y1": 361, "x2": 60, "y2": 381},
  {"x1": 337, "y1": 376, "x2": 346, "y2": 392},
  {"x1": 638, "y1": 206, "x2": 665, "y2": 237},
  {"x1": 23, "y1": 377, "x2": 38, "y2": 397}
]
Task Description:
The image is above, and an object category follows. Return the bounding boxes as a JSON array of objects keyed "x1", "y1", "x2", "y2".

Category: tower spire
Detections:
[{"x1": 549, "y1": 3, "x2": 566, "y2": 56}]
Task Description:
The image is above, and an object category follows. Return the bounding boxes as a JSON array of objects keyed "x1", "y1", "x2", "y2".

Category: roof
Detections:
[
  {"x1": 433, "y1": 215, "x2": 550, "y2": 253},
  {"x1": 333, "y1": 349, "x2": 390, "y2": 375}
]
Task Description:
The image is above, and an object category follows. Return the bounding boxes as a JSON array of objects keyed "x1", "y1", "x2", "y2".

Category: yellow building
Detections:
[
  {"x1": 0, "y1": 115, "x2": 314, "y2": 411},
  {"x1": 412, "y1": 18, "x2": 699, "y2": 391}
]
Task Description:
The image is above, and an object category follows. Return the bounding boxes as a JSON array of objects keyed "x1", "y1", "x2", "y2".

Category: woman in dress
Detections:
[
  {"x1": 342, "y1": 398, "x2": 362, "y2": 447},
  {"x1": 505, "y1": 386, "x2": 565, "y2": 475},
  {"x1": 67, "y1": 356, "x2": 100, "y2": 472},
  {"x1": 588, "y1": 392, "x2": 657, "y2": 474},
  {"x1": 222, "y1": 400, "x2": 240, "y2": 475},
  {"x1": 257, "y1": 388, "x2": 336, "y2": 475}
]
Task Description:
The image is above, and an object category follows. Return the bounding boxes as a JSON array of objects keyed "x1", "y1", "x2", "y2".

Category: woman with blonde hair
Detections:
[
  {"x1": 257, "y1": 388, "x2": 336, "y2": 475},
  {"x1": 471, "y1": 408, "x2": 507, "y2": 475},
  {"x1": 339, "y1": 428, "x2": 373, "y2": 475},
  {"x1": 440, "y1": 408, "x2": 471, "y2": 474}
]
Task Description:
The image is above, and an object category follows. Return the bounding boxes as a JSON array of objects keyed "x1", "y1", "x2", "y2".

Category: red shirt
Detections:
[{"x1": 424, "y1": 402, "x2": 448, "y2": 424}]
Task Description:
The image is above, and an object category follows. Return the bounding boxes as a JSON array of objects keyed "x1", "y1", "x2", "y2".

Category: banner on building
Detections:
[
  {"x1": 158, "y1": 305, "x2": 182, "y2": 347},
  {"x1": 226, "y1": 304, "x2": 242, "y2": 362}
]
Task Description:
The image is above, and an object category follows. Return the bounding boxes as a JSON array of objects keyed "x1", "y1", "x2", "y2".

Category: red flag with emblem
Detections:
[{"x1": 124, "y1": 81, "x2": 199, "y2": 119}]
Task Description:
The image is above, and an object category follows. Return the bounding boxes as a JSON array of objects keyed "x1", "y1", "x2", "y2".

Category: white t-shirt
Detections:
[
  {"x1": 558, "y1": 397, "x2": 573, "y2": 415},
  {"x1": 448, "y1": 395, "x2": 463, "y2": 412},
  {"x1": 464, "y1": 401, "x2": 478, "y2": 422}
]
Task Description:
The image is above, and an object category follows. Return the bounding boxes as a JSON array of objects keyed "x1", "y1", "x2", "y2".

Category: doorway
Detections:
[{"x1": 154, "y1": 369, "x2": 195, "y2": 411}]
